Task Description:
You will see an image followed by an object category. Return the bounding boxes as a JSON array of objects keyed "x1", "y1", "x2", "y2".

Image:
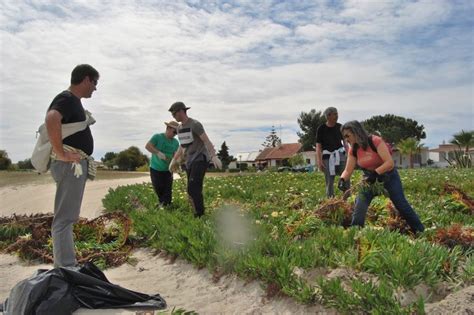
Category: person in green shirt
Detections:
[{"x1": 145, "y1": 121, "x2": 180, "y2": 206}]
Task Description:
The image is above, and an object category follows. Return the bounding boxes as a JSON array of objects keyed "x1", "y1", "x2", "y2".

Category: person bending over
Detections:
[{"x1": 338, "y1": 120, "x2": 424, "y2": 233}]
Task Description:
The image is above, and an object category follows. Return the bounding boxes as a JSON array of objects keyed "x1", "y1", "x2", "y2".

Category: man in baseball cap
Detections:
[
  {"x1": 145, "y1": 120, "x2": 180, "y2": 207},
  {"x1": 168, "y1": 101, "x2": 222, "y2": 217},
  {"x1": 168, "y1": 101, "x2": 190, "y2": 113}
]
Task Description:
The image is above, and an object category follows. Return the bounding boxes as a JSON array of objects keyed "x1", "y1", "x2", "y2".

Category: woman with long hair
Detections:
[{"x1": 338, "y1": 120, "x2": 424, "y2": 233}]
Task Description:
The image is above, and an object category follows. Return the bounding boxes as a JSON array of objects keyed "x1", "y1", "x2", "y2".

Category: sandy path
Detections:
[{"x1": 0, "y1": 176, "x2": 150, "y2": 218}]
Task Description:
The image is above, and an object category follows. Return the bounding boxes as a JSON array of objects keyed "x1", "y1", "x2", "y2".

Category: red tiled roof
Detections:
[
  {"x1": 255, "y1": 147, "x2": 273, "y2": 160},
  {"x1": 255, "y1": 143, "x2": 302, "y2": 160}
]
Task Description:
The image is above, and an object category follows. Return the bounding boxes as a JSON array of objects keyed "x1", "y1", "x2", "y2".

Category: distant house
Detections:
[
  {"x1": 429, "y1": 142, "x2": 474, "y2": 167},
  {"x1": 255, "y1": 143, "x2": 302, "y2": 168},
  {"x1": 229, "y1": 151, "x2": 260, "y2": 170},
  {"x1": 95, "y1": 161, "x2": 107, "y2": 169}
]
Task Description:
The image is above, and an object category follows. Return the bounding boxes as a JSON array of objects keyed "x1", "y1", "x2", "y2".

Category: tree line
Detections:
[
  {"x1": 296, "y1": 111, "x2": 428, "y2": 151},
  {"x1": 1, "y1": 112, "x2": 472, "y2": 170}
]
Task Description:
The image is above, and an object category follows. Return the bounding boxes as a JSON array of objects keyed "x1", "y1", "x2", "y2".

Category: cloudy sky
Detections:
[{"x1": 1, "y1": 0, "x2": 473, "y2": 162}]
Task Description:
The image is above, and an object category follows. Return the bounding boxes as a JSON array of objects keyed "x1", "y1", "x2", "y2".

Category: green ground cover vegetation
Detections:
[
  {"x1": 102, "y1": 168, "x2": 473, "y2": 314},
  {"x1": 1, "y1": 169, "x2": 471, "y2": 312}
]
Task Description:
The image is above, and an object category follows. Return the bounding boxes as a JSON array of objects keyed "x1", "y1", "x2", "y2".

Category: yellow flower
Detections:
[
  {"x1": 255, "y1": 220, "x2": 261, "y2": 225},
  {"x1": 271, "y1": 211, "x2": 279, "y2": 218}
]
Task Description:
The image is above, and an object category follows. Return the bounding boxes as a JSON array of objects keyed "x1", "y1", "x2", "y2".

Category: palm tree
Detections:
[
  {"x1": 447, "y1": 130, "x2": 473, "y2": 168},
  {"x1": 450, "y1": 130, "x2": 474, "y2": 154},
  {"x1": 397, "y1": 138, "x2": 422, "y2": 168}
]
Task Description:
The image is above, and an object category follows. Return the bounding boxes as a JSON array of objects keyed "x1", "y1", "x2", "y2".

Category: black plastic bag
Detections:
[{"x1": 2, "y1": 262, "x2": 166, "y2": 314}]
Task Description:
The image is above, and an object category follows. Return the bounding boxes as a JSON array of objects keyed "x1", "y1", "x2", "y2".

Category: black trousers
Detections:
[
  {"x1": 150, "y1": 168, "x2": 173, "y2": 206},
  {"x1": 186, "y1": 160, "x2": 208, "y2": 217}
]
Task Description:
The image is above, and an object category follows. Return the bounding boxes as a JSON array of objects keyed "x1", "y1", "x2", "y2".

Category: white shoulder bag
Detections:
[{"x1": 31, "y1": 111, "x2": 95, "y2": 173}]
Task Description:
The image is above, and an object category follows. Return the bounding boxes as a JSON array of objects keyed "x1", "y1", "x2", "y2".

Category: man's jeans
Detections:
[
  {"x1": 352, "y1": 168, "x2": 425, "y2": 233},
  {"x1": 186, "y1": 160, "x2": 208, "y2": 217},
  {"x1": 150, "y1": 168, "x2": 173, "y2": 206},
  {"x1": 50, "y1": 160, "x2": 88, "y2": 267}
]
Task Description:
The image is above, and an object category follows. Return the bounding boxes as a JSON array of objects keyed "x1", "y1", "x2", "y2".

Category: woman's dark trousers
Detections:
[{"x1": 352, "y1": 168, "x2": 424, "y2": 233}]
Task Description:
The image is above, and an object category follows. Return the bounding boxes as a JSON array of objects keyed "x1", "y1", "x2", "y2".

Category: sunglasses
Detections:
[{"x1": 90, "y1": 77, "x2": 98, "y2": 86}]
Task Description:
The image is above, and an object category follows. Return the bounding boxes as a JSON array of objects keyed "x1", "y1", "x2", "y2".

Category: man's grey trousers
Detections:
[{"x1": 50, "y1": 160, "x2": 87, "y2": 267}]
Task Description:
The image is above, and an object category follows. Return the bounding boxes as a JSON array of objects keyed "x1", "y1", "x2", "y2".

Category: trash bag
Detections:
[{"x1": 1, "y1": 262, "x2": 166, "y2": 315}]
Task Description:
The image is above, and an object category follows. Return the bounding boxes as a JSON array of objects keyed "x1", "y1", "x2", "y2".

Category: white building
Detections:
[
  {"x1": 229, "y1": 151, "x2": 260, "y2": 170},
  {"x1": 301, "y1": 151, "x2": 317, "y2": 166},
  {"x1": 429, "y1": 142, "x2": 474, "y2": 167},
  {"x1": 255, "y1": 143, "x2": 302, "y2": 168}
]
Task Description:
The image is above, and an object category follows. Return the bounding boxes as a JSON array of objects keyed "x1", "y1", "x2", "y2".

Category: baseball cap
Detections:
[{"x1": 168, "y1": 101, "x2": 190, "y2": 112}]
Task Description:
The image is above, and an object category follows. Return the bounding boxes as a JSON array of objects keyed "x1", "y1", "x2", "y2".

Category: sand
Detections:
[
  {"x1": 0, "y1": 176, "x2": 151, "y2": 218},
  {"x1": 0, "y1": 249, "x2": 332, "y2": 314},
  {"x1": 1, "y1": 178, "x2": 472, "y2": 314}
]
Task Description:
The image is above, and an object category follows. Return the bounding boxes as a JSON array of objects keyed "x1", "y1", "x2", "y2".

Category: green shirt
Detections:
[{"x1": 149, "y1": 133, "x2": 179, "y2": 171}]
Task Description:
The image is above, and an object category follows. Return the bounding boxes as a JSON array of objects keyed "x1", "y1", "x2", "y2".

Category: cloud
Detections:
[{"x1": 0, "y1": 0, "x2": 472, "y2": 162}]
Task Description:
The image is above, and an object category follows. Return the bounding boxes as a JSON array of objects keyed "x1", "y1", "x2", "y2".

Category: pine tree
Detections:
[
  {"x1": 0, "y1": 150, "x2": 12, "y2": 170},
  {"x1": 217, "y1": 141, "x2": 234, "y2": 169},
  {"x1": 363, "y1": 114, "x2": 426, "y2": 145},
  {"x1": 297, "y1": 109, "x2": 326, "y2": 151},
  {"x1": 262, "y1": 126, "x2": 282, "y2": 148}
]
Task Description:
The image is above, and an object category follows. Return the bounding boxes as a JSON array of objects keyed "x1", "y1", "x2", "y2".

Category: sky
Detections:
[{"x1": 1, "y1": 0, "x2": 473, "y2": 162}]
